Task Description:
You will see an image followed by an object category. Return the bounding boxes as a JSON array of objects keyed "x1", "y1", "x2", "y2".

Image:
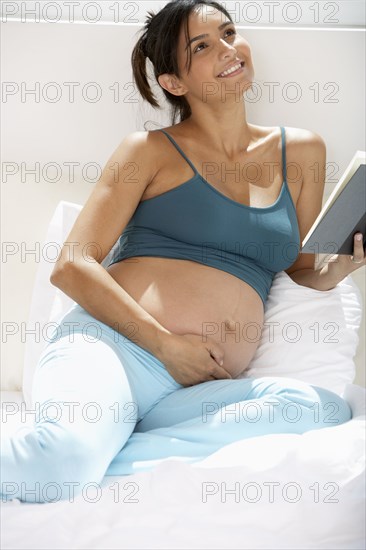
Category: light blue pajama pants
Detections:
[{"x1": 0, "y1": 303, "x2": 352, "y2": 503}]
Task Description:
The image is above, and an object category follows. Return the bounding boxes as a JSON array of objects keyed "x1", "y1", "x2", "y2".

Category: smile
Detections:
[{"x1": 218, "y1": 62, "x2": 245, "y2": 78}]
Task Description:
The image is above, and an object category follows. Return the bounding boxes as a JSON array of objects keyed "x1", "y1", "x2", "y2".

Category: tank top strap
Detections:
[
  {"x1": 159, "y1": 129, "x2": 198, "y2": 176},
  {"x1": 280, "y1": 126, "x2": 287, "y2": 183}
]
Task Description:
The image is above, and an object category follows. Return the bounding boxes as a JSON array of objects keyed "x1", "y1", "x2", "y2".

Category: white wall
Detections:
[
  {"x1": 1, "y1": 16, "x2": 365, "y2": 390},
  {"x1": 2, "y1": 0, "x2": 365, "y2": 27}
]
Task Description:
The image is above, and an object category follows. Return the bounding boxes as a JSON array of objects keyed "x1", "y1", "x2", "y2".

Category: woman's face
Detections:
[{"x1": 173, "y1": 5, "x2": 255, "y2": 100}]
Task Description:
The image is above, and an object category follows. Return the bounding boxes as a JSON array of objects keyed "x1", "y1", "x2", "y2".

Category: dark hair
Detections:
[{"x1": 131, "y1": 0, "x2": 233, "y2": 126}]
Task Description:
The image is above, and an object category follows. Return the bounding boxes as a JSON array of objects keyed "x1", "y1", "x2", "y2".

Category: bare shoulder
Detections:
[
  {"x1": 284, "y1": 126, "x2": 326, "y2": 160},
  {"x1": 141, "y1": 125, "x2": 185, "y2": 165},
  {"x1": 282, "y1": 126, "x2": 326, "y2": 187},
  {"x1": 129, "y1": 127, "x2": 176, "y2": 150},
  {"x1": 285, "y1": 127, "x2": 326, "y2": 202},
  {"x1": 121, "y1": 129, "x2": 162, "y2": 152},
  {"x1": 116, "y1": 129, "x2": 164, "y2": 181}
]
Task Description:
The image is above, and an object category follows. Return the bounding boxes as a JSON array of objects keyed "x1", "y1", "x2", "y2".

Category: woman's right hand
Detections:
[{"x1": 157, "y1": 332, "x2": 232, "y2": 387}]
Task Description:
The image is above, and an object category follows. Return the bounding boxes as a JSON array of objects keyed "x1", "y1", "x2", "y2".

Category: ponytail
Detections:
[{"x1": 131, "y1": 33, "x2": 160, "y2": 110}]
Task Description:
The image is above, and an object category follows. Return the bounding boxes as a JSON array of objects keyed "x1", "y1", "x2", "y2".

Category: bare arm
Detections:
[
  {"x1": 50, "y1": 131, "x2": 233, "y2": 385},
  {"x1": 285, "y1": 131, "x2": 365, "y2": 288},
  {"x1": 285, "y1": 130, "x2": 326, "y2": 279},
  {"x1": 50, "y1": 131, "x2": 173, "y2": 360}
]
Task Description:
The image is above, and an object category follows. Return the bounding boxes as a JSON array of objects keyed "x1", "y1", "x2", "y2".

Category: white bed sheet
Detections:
[{"x1": 1, "y1": 385, "x2": 365, "y2": 550}]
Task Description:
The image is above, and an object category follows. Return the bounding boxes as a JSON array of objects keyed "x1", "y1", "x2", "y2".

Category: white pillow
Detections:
[
  {"x1": 238, "y1": 270, "x2": 362, "y2": 396},
  {"x1": 22, "y1": 201, "x2": 118, "y2": 409},
  {"x1": 22, "y1": 200, "x2": 363, "y2": 408}
]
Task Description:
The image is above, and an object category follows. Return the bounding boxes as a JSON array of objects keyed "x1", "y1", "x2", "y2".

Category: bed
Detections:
[{"x1": 1, "y1": 200, "x2": 365, "y2": 549}]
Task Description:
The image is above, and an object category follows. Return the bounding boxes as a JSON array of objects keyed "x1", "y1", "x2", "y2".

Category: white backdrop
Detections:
[{"x1": 1, "y1": 15, "x2": 365, "y2": 390}]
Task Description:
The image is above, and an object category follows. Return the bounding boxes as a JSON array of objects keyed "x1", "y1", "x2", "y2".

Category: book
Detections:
[{"x1": 301, "y1": 150, "x2": 366, "y2": 255}]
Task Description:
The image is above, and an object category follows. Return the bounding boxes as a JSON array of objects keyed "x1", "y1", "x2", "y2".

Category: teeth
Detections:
[{"x1": 219, "y1": 63, "x2": 242, "y2": 77}]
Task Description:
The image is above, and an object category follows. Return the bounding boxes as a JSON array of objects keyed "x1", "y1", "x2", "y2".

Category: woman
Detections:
[{"x1": 1, "y1": 0, "x2": 364, "y2": 504}]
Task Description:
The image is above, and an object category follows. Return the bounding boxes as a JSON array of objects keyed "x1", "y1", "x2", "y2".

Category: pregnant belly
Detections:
[{"x1": 106, "y1": 257, "x2": 265, "y2": 378}]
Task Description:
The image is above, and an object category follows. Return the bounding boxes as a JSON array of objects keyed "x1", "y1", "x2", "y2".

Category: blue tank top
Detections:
[{"x1": 107, "y1": 126, "x2": 300, "y2": 306}]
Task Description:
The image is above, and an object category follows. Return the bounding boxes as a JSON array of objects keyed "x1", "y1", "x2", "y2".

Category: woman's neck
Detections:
[{"x1": 183, "y1": 102, "x2": 253, "y2": 158}]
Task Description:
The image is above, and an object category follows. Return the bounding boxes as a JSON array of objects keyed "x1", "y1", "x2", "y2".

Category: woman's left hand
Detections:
[{"x1": 328, "y1": 232, "x2": 366, "y2": 277}]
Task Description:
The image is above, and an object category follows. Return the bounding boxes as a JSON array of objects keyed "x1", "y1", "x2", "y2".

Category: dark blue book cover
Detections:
[{"x1": 301, "y1": 152, "x2": 366, "y2": 255}]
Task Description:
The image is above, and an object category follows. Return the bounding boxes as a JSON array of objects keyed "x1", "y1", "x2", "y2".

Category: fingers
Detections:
[
  {"x1": 208, "y1": 348, "x2": 231, "y2": 379},
  {"x1": 210, "y1": 361, "x2": 233, "y2": 380},
  {"x1": 208, "y1": 349, "x2": 224, "y2": 367},
  {"x1": 351, "y1": 233, "x2": 366, "y2": 265}
]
